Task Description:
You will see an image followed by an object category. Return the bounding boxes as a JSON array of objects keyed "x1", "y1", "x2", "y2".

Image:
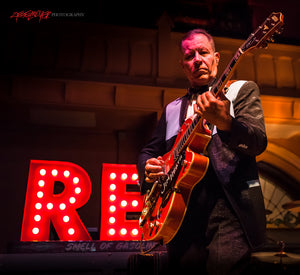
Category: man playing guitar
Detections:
[{"x1": 137, "y1": 29, "x2": 267, "y2": 274}]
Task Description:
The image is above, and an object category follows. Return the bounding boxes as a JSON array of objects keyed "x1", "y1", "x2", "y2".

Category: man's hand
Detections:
[
  {"x1": 194, "y1": 91, "x2": 232, "y2": 131},
  {"x1": 144, "y1": 156, "x2": 165, "y2": 183}
]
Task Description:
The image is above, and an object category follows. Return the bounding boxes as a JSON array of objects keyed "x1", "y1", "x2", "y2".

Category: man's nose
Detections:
[{"x1": 194, "y1": 52, "x2": 202, "y2": 64}]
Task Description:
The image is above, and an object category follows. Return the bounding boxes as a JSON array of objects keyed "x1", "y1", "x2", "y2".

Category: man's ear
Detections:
[{"x1": 214, "y1": 52, "x2": 220, "y2": 65}]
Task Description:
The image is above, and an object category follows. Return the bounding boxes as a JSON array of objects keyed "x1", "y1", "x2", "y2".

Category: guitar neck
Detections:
[
  {"x1": 211, "y1": 49, "x2": 243, "y2": 97},
  {"x1": 175, "y1": 115, "x2": 201, "y2": 157}
]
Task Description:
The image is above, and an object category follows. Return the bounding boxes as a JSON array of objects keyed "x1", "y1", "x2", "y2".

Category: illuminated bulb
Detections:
[
  {"x1": 59, "y1": 203, "x2": 66, "y2": 210},
  {"x1": 109, "y1": 228, "x2": 115, "y2": 235},
  {"x1": 132, "y1": 173, "x2": 138, "y2": 181},
  {"x1": 63, "y1": 215, "x2": 70, "y2": 223},
  {"x1": 121, "y1": 173, "x2": 127, "y2": 180},
  {"x1": 34, "y1": 215, "x2": 41, "y2": 222},
  {"x1": 35, "y1": 203, "x2": 42, "y2": 210},
  {"x1": 32, "y1": 227, "x2": 39, "y2": 235},
  {"x1": 51, "y1": 169, "x2": 58, "y2": 176},
  {"x1": 40, "y1": 169, "x2": 46, "y2": 176},
  {"x1": 121, "y1": 200, "x2": 127, "y2": 207},
  {"x1": 68, "y1": 228, "x2": 75, "y2": 235},
  {"x1": 109, "y1": 217, "x2": 116, "y2": 224},
  {"x1": 132, "y1": 229, "x2": 139, "y2": 236},
  {"x1": 73, "y1": 177, "x2": 79, "y2": 184},
  {"x1": 37, "y1": 191, "x2": 43, "y2": 198},
  {"x1": 38, "y1": 180, "x2": 45, "y2": 187},
  {"x1": 132, "y1": 200, "x2": 138, "y2": 207},
  {"x1": 47, "y1": 203, "x2": 53, "y2": 210},
  {"x1": 64, "y1": 170, "x2": 70, "y2": 178},
  {"x1": 74, "y1": 187, "x2": 81, "y2": 194},
  {"x1": 120, "y1": 228, "x2": 127, "y2": 235},
  {"x1": 110, "y1": 173, "x2": 116, "y2": 180},
  {"x1": 109, "y1": 194, "x2": 116, "y2": 201},
  {"x1": 69, "y1": 197, "x2": 76, "y2": 204},
  {"x1": 109, "y1": 205, "x2": 116, "y2": 212},
  {"x1": 109, "y1": 184, "x2": 116, "y2": 191}
]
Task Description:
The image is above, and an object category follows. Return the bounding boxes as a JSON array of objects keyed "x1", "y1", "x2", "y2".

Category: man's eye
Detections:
[
  {"x1": 184, "y1": 54, "x2": 194, "y2": 60},
  {"x1": 199, "y1": 51, "x2": 208, "y2": 55}
]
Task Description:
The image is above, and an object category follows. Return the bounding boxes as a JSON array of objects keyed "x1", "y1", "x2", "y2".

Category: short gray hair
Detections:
[{"x1": 180, "y1": 29, "x2": 216, "y2": 52}]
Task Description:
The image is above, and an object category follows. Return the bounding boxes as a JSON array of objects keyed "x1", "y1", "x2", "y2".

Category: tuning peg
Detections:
[
  {"x1": 276, "y1": 27, "x2": 284, "y2": 35},
  {"x1": 260, "y1": 41, "x2": 269, "y2": 49}
]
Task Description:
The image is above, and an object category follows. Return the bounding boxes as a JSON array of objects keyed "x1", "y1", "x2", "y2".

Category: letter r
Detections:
[{"x1": 21, "y1": 160, "x2": 92, "y2": 241}]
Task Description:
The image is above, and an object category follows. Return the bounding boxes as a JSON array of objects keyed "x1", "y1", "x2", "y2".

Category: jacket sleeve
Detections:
[
  {"x1": 218, "y1": 81, "x2": 267, "y2": 156},
  {"x1": 137, "y1": 108, "x2": 167, "y2": 194}
]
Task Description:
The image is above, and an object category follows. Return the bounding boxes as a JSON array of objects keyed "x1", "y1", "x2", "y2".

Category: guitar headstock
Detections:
[{"x1": 241, "y1": 12, "x2": 284, "y2": 53}]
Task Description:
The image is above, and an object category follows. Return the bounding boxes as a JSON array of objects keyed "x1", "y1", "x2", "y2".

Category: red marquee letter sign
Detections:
[
  {"x1": 21, "y1": 160, "x2": 92, "y2": 241},
  {"x1": 100, "y1": 163, "x2": 143, "y2": 241}
]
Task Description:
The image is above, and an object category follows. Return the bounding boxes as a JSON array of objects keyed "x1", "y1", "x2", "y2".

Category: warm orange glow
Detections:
[
  {"x1": 120, "y1": 200, "x2": 127, "y2": 207},
  {"x1": 110, "y1": 173, "x2": 117, "y2": 180},
  {"x1": 131, "y1": 229, "x2": 139, "y2": 236},
  {"x1": 68, "y1": 228, "x2": 75, "y2": 235},
  {"x1": 121, "y1": 173, "x2": 127, "y2": 180},
  {"x1": 32, "y1": 227, "x2": 39, "y2": 235},
  {"x1": 63, "y1": 215, "x2": 70, "y2": 223},
  {"x1": 109, "y1": 205, "x2": 116, "y2": 212},
  {"x1": 109, "y1": 217, "x2": 116, "y2": 224},
  {"x1": 47, "y1": 203, "x2": 53, "y2": 210},
  {"x1": 108, "y1": 228, "x2": 115, "y2": 235},
  {"x1": 120, "y1": 228, "x2": 127, "y2": 235},
  {"x1": 64, "y1": 170, "x2": 70, "y2": 178},
  {"x1": 38, "y1": 180, "x2": 45, "y2": 187},
  {"x1": 34, "y1": 215, "x2": 41, "y2": 222},
  {"x1": 40, "y1": 169, "x2": 46, "y2": 176},
  {"x1": 132, "y1": 200, "x2": 138, "y2": 207},
  {"x1": 37, "y1": 191, "x2": 43, "y2": 198},
  {"x1": 110, "y1": 184, "x2": 116, "y2": 191},
  {"x1": 51, "y1": 169, "x2": 58, "y2": 176},
  {"x1": 69, "y1": 197, "x2": 76, "y2": 204},
  {"x1": 109, "y1": 194, "x2": 116, "y2": 201},
  {"x1": 132, "y1": 173, "x2": 138, "y2": 181},
  {"x1": 35, "y1": 203, "x2": 42, "y2": 210},
  {"x1": 75, "y1": 187, "x2": 81, "y2": 194}
]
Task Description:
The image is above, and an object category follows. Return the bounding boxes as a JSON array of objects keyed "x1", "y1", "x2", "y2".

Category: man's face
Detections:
[{"x1": 180, "y1": 33, "x2": 220, "y2": 87}]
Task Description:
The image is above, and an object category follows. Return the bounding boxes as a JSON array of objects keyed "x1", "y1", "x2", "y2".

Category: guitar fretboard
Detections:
[{"x1": 173, "y1": 115, "x2": 201, "y2": 160}]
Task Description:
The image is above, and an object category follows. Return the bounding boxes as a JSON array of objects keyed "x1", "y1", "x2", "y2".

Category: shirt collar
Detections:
[
  {"x1": 187, "y1": 85, "x2": 209, "y2": 100},
  {"x1": 187, "y1": 78, "x2": 217, "y2": 99}
]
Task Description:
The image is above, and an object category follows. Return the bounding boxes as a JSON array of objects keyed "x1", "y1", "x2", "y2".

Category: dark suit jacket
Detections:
[{"x1": 137, "y1": 81, "x2": 267, "y2": 249}]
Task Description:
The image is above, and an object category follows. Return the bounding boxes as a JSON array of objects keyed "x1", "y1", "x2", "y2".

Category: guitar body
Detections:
[{"x1": 140, "y1": 117, "x2": 211, "y2": 244}]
